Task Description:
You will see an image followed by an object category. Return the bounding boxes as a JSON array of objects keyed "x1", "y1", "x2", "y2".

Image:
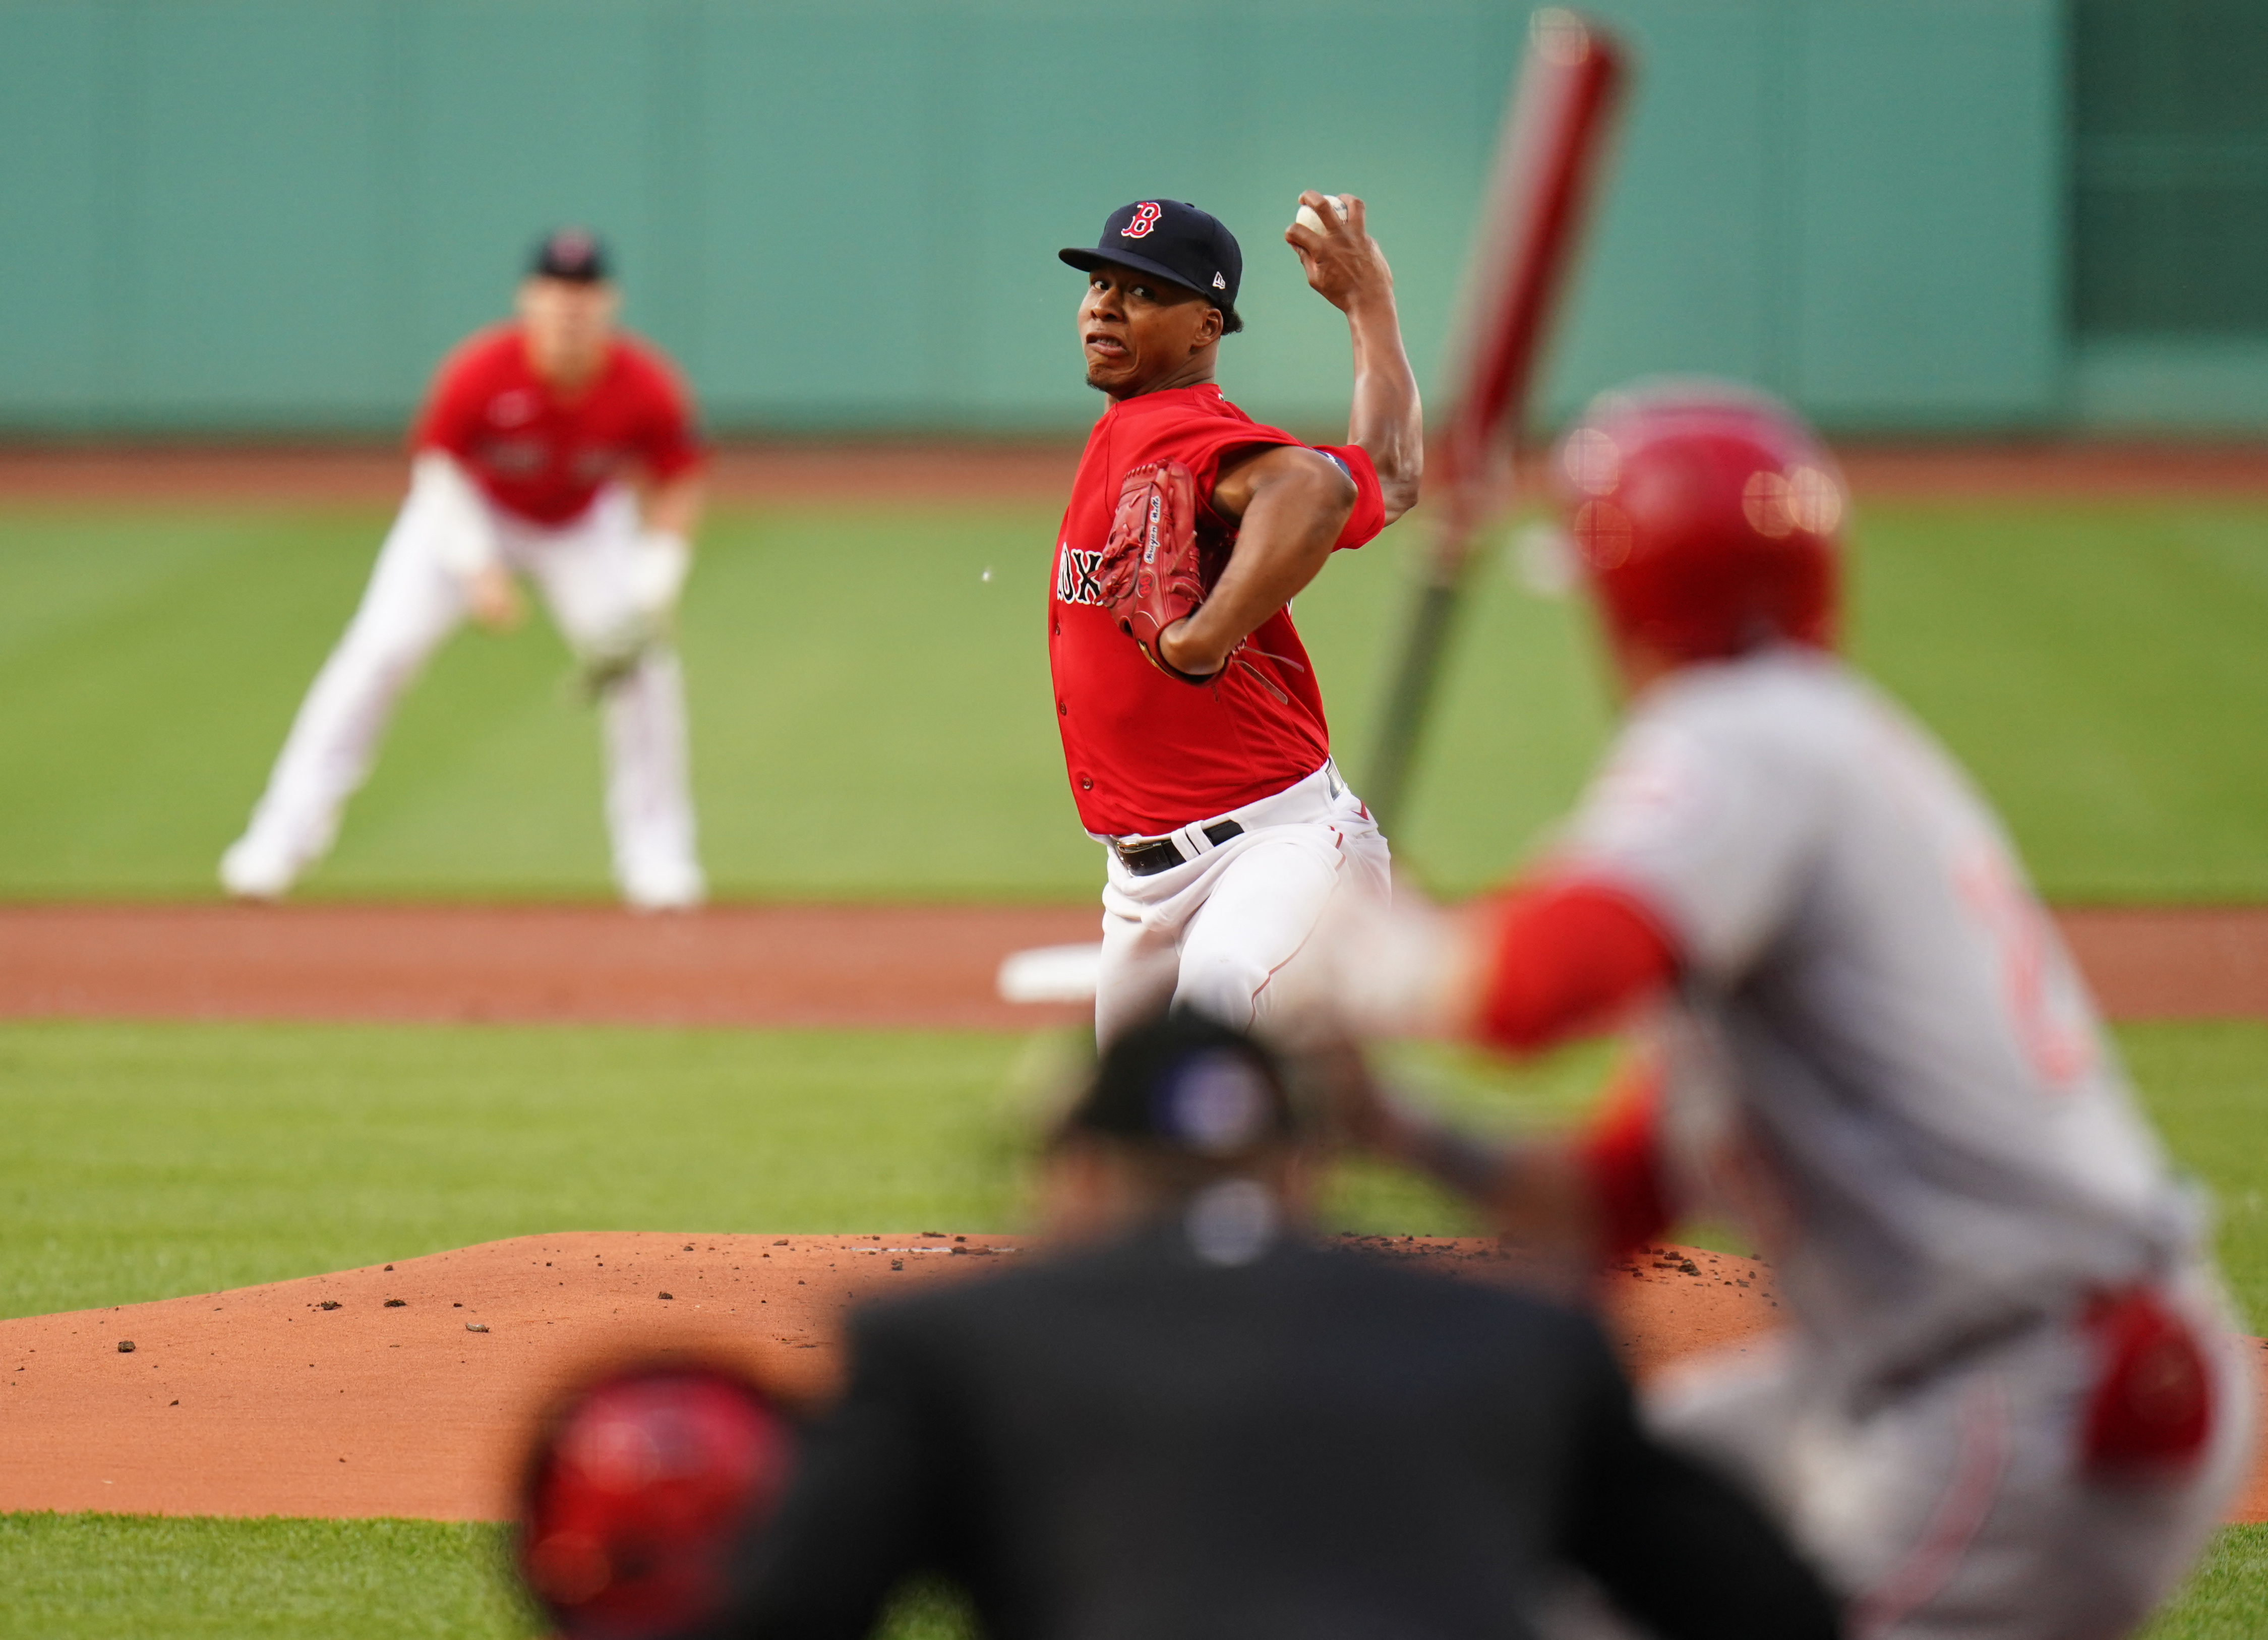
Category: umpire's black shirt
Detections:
[{"x1": 717, "y1": 1217, "x2": 1837, "y2": 1640}]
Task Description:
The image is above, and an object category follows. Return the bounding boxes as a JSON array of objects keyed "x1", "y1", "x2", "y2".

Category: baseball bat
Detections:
[{"x1": 1364, "y1": 9, "x2": 1628, "y2": 837}]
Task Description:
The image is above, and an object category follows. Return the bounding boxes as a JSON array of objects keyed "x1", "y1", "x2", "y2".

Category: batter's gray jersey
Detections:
[{"x1": 1558, "y1": 650, "x2": 2199, "y2": 1390}]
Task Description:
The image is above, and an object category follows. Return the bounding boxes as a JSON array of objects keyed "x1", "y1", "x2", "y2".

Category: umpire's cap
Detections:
[
  {"x1": 1062, "y1": 1014, "x2": 1297, "y2": 1161},
  {"x1": 530, "y1": 226, "x2": 611, "y2": 283},
  {"x1": 1061, "y1": 200, "x2": 1244, "y2": 333}
]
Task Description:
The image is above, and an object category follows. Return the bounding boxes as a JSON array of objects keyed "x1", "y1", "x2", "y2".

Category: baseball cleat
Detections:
[
  {"x1": 622, "y1": 865, "x2": 706, "y2": 913},
  {"x1": 219, "y1": 837, "x2": 299, "y2": 901}
]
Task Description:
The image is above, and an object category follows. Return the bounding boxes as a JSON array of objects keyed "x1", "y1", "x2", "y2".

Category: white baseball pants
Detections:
[
  {"x1": 224, "y1": 482, "x2": 703, "y2": 908},
  {"x1": 1093, "y1": 759, "x2": 1390, "y2": 1045},
  {"x1": 1642, "y1": 1271, "x2": 2255, "y2": 1640}
]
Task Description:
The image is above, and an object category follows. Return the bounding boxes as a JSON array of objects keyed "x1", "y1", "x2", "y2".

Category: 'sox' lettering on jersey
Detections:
[
  {"x1": 1056, "y1": 542, "x2": 1106, "y2": 607},
  {"x1": 1121, "y1": 202, "x2": 1162, "y2": 240}
]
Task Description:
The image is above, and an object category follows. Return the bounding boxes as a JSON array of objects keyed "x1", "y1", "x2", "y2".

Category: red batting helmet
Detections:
[
  {"x1": 1554, "y1": 381, "x2": 1845, "y2": 662},
  {"x1": 518, "y1": 1364, "x2": 797, "y2": 1640}
]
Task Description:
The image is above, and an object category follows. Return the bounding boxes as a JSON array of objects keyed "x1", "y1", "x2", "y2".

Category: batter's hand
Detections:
[
  {"x1": 1284, "y1": 191, "x2": 1395, "y2": 316},
  {"x1": 1266, "y1": 879, "x2": 1479, "y2": 1043},
  {"x1": 466, "y1": 563, "x2": 525, "y2": 633}
]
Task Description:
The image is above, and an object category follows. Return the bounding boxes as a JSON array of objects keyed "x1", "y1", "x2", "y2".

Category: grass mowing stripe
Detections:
[
  {"x1": 0, "y1": 1514, "x2": 2256, "y2": 1638},
  {"x1": 1, "y1": 1019, "x2": 2263, "y2": 1635},
  {"x1": 0, "y1": 1515, "x2": 535, "y2": 1640},
  {"x1": 1, "y1": 1021, "x2": 2260, "y2": 1323},
  {"x1": 2119, "y1": 1022, "x2": 2268, "y2": 1333},
  {"x1": 2, "y1": 499, "x2": 2265, "y2": 901},
  {"x1": 0, "y1": 1019, "x2": 1582, "y2": 1320},
  {"x1": 0, "y1": 1022, "x2": 1037, "y2": 1320},
  {"x1": 0, "y1": 1514, "x2": 971, "y2": 1640},
  {"x1": 2144, "y1": 1526, "x2": 2268, "y2": 1640}
]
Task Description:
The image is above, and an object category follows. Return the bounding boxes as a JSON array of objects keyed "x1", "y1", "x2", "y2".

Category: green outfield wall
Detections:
[{"x1": 0, "y1": 0, "x2": 2256, "y2": 436}]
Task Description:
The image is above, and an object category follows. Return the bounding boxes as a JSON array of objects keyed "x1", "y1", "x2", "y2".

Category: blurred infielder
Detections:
[
  {"x1": 1052, "y1": 194, "x2": 1421, "y2": 1044},
  {"x1": 1312, "y1": 383, "x2": 2253, "y2": 1640},
  {"x1": 221, "y1": 228, "x2": 706, "y2": 909}
]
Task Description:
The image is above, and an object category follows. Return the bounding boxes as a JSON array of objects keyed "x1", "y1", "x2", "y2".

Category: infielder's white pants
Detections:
[
  {"x1": 226, "y1": 483, "x2": 703, "y2": 908},
  {"x1": 1643, "y1": 1269, "x2": 2254, "y2": 1640},
  {"x1": 1093, "y1": 759, "x2": 1390, "y2": 1045}
]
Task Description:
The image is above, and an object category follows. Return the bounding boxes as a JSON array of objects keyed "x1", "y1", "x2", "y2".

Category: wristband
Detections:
[{"x1": 1145, "y1": 643, "x2": 1221, "y2": 687}]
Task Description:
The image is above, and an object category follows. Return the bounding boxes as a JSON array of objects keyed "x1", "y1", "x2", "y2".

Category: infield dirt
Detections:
[
  {"x1": 2, "y1": 1233, "x2": 2260, "y2": 1526},
  {"x1": 1, "y1": 902, "x2": 2261, "y2": 1027},
  {"x1": 0, "y1": 1233, "x2": 1824, "y2": 1521}
]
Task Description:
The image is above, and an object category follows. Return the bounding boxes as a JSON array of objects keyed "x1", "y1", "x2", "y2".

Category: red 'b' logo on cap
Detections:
[{"x1": 1121, "y1": 203, "x2": 1162, "y2": 240}]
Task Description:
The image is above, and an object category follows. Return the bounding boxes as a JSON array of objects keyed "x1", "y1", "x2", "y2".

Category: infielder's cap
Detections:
[
  {"x1": 1064, "y1": 1015, "x2": 1296, "y2": 1159},
  {"x1": 1060, "y1": 200, "x2": 1244, "y2": 333},
  {"x1": 530, "y1": 226, "x2": 610, "y2": 284}
]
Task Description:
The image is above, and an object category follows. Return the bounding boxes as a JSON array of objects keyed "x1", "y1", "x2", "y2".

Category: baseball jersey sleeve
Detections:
[
  {"x1": 1313, "y1": 442, "x2": 1387, "y2": 550},
  {"x1": 628, "y1": 348, "x2": 703, "y2": 482},
  {"x1": 1558, "y1": 706, "x2": 1826, "y2": 985},
  {"x1": 408, "y1": 338, "x2": 492, "y2": 462},
  {"x1": 1170, "y1": 426, "x2": 1388, "y2": 552}
]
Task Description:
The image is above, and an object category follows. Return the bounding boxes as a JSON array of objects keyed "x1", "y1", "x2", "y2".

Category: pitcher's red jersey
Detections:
[{"x1": 1048, "y1": 383, "x2": 1385, "y2": 836}]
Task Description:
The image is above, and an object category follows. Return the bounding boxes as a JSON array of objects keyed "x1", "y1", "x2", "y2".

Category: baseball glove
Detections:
[
  {"x1": 1097, "y1": 460, "x2": 1214, "y2": 683},
  {"x1": 566, "y1": 532, "x2": 693, "y2": 704}
]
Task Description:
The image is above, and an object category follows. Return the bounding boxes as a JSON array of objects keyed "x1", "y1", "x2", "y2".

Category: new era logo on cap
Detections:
[{"x1": 1060, "y1": 199, "x2": 1245, "y2": 333}]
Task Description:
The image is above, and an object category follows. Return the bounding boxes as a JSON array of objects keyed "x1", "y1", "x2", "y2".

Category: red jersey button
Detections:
[{"x1": 1079, "y1": 776, "x2": 1093, "y2": 791}]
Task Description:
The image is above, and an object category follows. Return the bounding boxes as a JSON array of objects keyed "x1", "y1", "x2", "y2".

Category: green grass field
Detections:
[
  {"x1": 0, "y1": 1019, "x2": 1622, "y2": 1323},
  {"x1": 1, "y1": 497, "x2": 2264, "y2": 901},
  {"x1": 2, "y1": 1018, "x2": 2265, "y2": 1636},
  {"x1": 3, "y1": 492, "x2": 2265, "y2": 1634}
]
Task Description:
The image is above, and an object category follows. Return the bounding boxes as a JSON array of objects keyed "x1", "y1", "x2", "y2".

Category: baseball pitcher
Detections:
[
  {"x1": 221, "y1": 228, "x2": 706, "y2": 909},
  {"x1": 1302, "y1": 383, "x2": 2254, "y2": 1640},
  {"x1": 1051, "y1": 194, "x2": 1422, "y2": 1045}
]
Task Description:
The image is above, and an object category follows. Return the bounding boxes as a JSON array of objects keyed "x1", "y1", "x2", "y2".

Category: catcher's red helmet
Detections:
[
  {"x1": 1554, "y1": 381, "x2": 1845, "y2": 662},
  {"x1": 518, "y1": 1364, "x2": 797, "y2": 1640}
]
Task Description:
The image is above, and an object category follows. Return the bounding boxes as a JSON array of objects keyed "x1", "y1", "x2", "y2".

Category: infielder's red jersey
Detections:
[
  {"x1": 1049, "y1": 383, "x2": 1386, "y2": 836},
  {"x1": 412, "y1": 326, "x2": 701, "y2": 526}
]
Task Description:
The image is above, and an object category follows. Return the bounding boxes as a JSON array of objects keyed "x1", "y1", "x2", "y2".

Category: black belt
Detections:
[{"x1": 1111, "y1": 819, "x2": 1244, "y2": 876}]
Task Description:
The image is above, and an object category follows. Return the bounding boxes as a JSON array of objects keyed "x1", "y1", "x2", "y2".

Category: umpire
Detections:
[{"x1": 691, "y1": 1016, "x2": 1839, "y2": 1640}]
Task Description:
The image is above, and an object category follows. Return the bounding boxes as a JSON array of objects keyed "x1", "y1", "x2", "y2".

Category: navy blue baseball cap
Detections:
[
  {"x1": 530, "y1": 226, "x2": 610, "y2": 283},
  {"x1": 1061, "y1": 200, "x2": 1244, "y2": 333}
]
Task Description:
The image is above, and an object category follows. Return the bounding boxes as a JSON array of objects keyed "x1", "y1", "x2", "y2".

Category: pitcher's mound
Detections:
[{"x1": 0, "y1": 1232, "x2": 2256, "y2": 1524}]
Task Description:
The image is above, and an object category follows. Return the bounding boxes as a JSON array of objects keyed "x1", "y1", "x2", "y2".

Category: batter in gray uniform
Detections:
[{"x1": 1305, "y1": 383, "x2": 2253, "y2": 1640}]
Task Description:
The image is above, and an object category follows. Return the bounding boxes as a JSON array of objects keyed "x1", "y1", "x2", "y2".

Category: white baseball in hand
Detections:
[{"x1": 1294, "y1": 195, "x2": 1350, "y2": 235}]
